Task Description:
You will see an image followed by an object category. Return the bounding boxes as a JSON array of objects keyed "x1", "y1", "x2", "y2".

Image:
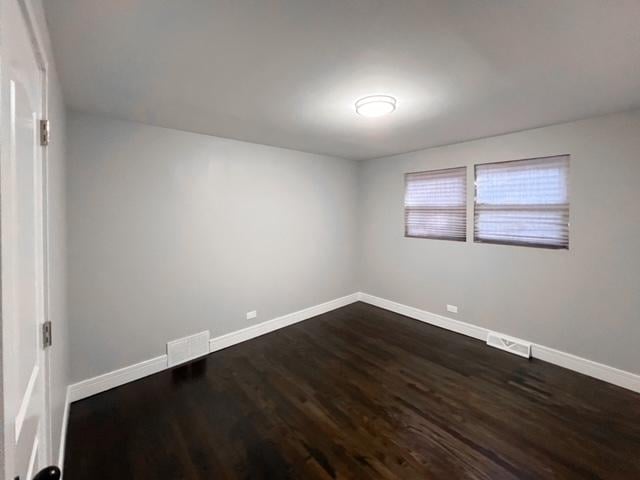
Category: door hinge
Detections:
[
  {"x1": 42, "y1": 321, "x2": 52, "y2": 348},
  {"x1": 39, "y1": 119, "x2": 50, "y2": 146}
]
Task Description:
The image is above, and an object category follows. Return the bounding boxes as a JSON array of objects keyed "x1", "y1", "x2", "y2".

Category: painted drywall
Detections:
[
  {"x1": 44, "y1": 1, "x2": 640, "y2": 160},
  {"x1": 358, "y1": 110, "x2": 640, "y2": 374},
  {"x1": 66, "y1": 112, "x2": 359, "y2": 382}
]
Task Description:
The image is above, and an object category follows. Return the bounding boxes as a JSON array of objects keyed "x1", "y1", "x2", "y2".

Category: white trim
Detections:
[
  {"x1": 358, "y1": 292, "x2": 640, "y2": 394},
  {"x1": 68, "y1": 355, "x2": 168, "y2": 403},
  {"x1": 17, "y1": 0, "x2": 54, "y2": 466},
  {"x1": 66, "y1": 293, "x2": 360, "y2": 403},
  {"x1": 358, "y1": 292, "x2": 488, "y2": 340},
  {"x1": 532, "y1": 344, "x2": 640, "y2": 393},
  {"x1": 15, "y1": 365, "x2": 40, "y2": 441},
  {"x1": 64, "y1": 291, "x2": 638, "y2": 414},
  {"x1": 17, "y1": 0, "x2": 50, "y2": 71},
  {"x1": 210, "y1": 293, "x2": 360, "y2": 352},
  {"x1": 57, "y1": 387, "x2": 71, "y2": 477},
  {"x1": 26, "y1": 435, "x2": 39, "y2": 480}
]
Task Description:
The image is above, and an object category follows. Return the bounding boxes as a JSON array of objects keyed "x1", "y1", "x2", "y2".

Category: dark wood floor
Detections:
[{"x1": 64, "y1": 302, "x2": 640, "y2": 479}]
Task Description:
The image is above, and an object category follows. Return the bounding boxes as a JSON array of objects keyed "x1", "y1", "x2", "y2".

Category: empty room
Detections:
[{"x1": 2, "y1": 1, "x2": 640, "y2": 479}]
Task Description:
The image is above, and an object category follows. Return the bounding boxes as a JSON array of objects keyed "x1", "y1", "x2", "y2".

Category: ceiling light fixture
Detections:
[{"x1": 355, "y1": 95, "x2": 397, "y2": 118}]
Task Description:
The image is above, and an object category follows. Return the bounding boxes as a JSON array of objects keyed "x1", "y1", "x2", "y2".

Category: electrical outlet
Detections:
[
  {"x1": 246, "y1": 310, "x2": 257, "y2": 320},
  {"x1": 447, "y1": 304, "x2": 458, "y2": 314}
]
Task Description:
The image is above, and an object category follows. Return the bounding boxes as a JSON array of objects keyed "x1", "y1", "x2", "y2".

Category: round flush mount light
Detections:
[{"x1": 355, "y1": 95, "x2": 397, "y2": 118}]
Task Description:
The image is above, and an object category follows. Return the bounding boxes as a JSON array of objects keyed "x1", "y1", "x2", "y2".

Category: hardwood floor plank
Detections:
[{"x1": 64, "y1": 302, "x2": 640, "y2": 479}]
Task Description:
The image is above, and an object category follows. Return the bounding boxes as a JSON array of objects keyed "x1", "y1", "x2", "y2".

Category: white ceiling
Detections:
[{"x1": 45, "y1": 0, "x2": 640, "y2": 160}]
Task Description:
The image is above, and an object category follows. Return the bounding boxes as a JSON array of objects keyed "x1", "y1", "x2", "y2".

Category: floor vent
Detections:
[
  {"x1": 486, "y1": 331, "x2": 531, "y2": 358},
  {"x1": 167, "y1": 330, "x2": 210, "y2": 367}
]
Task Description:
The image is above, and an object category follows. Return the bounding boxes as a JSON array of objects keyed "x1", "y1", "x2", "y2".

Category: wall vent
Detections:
[
  {"x1": 486, "y1": 331, "x2": 531, "y2": 358},
  {"x1": 167, "y1": 330, "x2": 210, "y2": 367}
]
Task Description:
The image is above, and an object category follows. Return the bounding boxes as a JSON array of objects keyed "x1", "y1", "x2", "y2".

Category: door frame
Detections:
[{"x1": 0, "y1": 0, "x2": 53, "y2": 474}]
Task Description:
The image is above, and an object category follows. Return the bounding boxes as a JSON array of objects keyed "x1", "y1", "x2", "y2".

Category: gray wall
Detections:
[
  {"x1": 67, "y1": 112, "x2": 359, "y2": 382},
  {"x1": 67, "y1": 109, "x2": 640, "y2": 384},
  {"x1": 358, "y1": 110, "x2": 640, "y2": 374}
]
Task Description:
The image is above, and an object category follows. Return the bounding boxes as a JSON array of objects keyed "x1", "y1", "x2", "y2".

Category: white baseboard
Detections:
[
  {"x1": 65, "y1": 291, "x2": 639, "y2": 408},
  {"x1": 210, "y1": 293, "x2": 360, "y2": 352},
  {"x1": 358, "y1": 292, "x2": 640, "y2": 394},
  {"x1": 67, "y1": 293, "x2": 360, "y2": 403},
  {"x1": 532, "y1": 344, "x2": 640, "y2": 393},
  {"x1": 56, "y1": 290, "x2": 640, "y2": 471},
  {"x1": 68, "y1": 355, "x2": 168, "y2": 403},
  {"x1": 358, "y1": 292, "x2": 489, "y2": 340},
  {"x1": 58, "y1": 387, "x2": 70, "y2": 478}
]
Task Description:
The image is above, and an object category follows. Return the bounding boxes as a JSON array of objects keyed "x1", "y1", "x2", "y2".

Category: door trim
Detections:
[
  {"x1": 0, "y1": 0, "x2": 53, "y2": 472},
  {"x1": 14, "y1": 365, "x2": 39, "y2": 441},
  {"x1": 17, "y1": 0, "x2": 54, "y2": 465},
  {"x1": 26, "y1": 435, "x2": 39, "y2": 480}
]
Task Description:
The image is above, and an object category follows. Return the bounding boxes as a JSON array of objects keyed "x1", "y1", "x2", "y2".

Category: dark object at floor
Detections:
[{"x1": 33, "y1": 466, "x2": 61, "y2": 480}]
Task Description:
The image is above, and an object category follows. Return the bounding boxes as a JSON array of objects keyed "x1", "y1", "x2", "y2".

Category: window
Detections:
[
  {"x1": 404, "y1": 167, "x2": 467, "y2": 241},
  {"x1": 474, "y1": 155, "x2": 569, "y2": 249}
]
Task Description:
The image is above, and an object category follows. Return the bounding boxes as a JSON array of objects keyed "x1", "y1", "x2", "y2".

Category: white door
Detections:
[{"x1": 1, "y1": 0, "x2": 50, "y2": 478}]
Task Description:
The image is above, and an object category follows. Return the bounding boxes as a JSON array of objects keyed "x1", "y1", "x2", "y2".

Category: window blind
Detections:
[
  {"x1": 404, "y1": 167, "x2": 467, "y2": 241},
  {"x1": 474, "y1": 155, "x2": 569, "y2": 249}
]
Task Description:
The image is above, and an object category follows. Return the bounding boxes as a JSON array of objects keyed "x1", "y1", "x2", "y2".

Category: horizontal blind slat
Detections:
[
  {"x1": 405, "y1": 167, "x2": 467, "y2": 240},
  {"x1": 474, "y1": 155, "x2": 570, "y2": 249}
]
